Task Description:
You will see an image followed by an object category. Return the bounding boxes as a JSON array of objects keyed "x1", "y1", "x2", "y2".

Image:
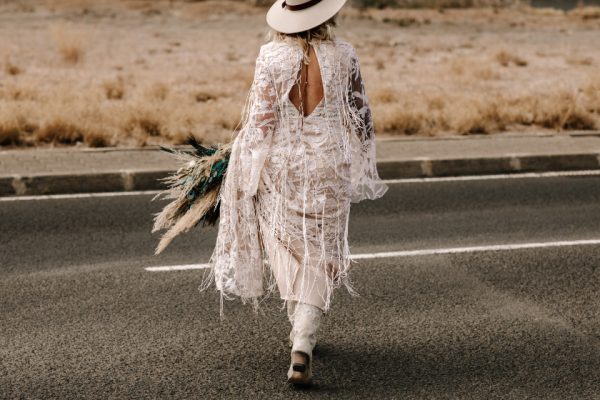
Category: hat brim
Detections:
[{"x1": 266, "y1": 0, "x2": 347, "y2": 34}]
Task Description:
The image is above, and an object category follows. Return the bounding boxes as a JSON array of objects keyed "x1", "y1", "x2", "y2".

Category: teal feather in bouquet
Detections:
[{"x1": 152, "y1": 136, "x2": 232, "y2": 255}]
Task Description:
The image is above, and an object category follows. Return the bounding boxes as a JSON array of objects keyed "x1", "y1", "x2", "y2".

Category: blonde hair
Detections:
[{"x1": 268, "y1": 14, "x2": 338, "y2": 64}]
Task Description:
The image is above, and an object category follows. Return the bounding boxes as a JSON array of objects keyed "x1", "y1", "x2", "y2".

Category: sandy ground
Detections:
[{"x1": 0, "y1": 1, "x2": 599, "y2": 148}]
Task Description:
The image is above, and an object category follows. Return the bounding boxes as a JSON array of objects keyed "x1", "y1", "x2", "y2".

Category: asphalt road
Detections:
[{"x1": 1, "y1": 174, "x2": 600, "y2": 399}]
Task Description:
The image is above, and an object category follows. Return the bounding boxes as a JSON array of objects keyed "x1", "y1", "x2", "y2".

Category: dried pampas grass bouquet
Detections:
[{"x1": 152, "y1": 136, "x2": 232, "y2": 255}]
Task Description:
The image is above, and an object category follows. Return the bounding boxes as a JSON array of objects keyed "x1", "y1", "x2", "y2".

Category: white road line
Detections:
[
  {"x1": 145, "y1": 238, "x2": 600, "y2": 272},
  {"x1": 146, "y1": 264, "x2": 210, "y2": 272},
  {"x1": 350, "y1": 239, "x2": 600, "y2": 259},
  {"x1": 0, "y1": 190, "x2": 161, "y2": 202},
  {"x1": 383, "y1": 169, "x2": 600, "y2": 184},
  {"x1": 2, "y1": 169, "x2": 600, "y2": 202}
]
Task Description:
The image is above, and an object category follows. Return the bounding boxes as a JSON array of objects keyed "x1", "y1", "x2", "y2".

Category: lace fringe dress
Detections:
[{"x1": 200, "y1": 37, "x2": 388, "y2": 317}]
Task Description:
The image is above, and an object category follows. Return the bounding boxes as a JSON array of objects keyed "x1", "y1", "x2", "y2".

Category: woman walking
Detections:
[{"x1": 201, "y1": 0, "x2": 388, "y2": 386}]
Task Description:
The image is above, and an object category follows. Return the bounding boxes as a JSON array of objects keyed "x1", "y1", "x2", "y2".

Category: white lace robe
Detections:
[{"x1": 201, "y1": 37, "x2": 388, "y2": 316}]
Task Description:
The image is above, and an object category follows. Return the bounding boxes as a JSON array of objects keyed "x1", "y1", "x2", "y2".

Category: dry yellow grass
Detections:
[
  {"x1": 0, "y1": 0, "x2": 598, "y2": 149},
  {"x1": 448, "y1": 56, "x2": 502, "y2": 80},
  {"x1": 495, "y1": 50, "x2": 528, "y2": 67},
  {"x1": 1, "y1": 83, "x2": 38, "y2": 101},
  {"x1": 374, "y1": 89, "x2": 598, "y2": 136},
  {"x1": 526, "y1": 7, "x2": 565, "y2": 17},
  {"x1": 102, "y1": 77, "x2": 126, "y2": 100},
  {"x1": 565, "y1": 56, "x2": 594, "y2": 66},
  {"x1": 567, "y1": 6, "x2": 600, "y2": 20},
  {"x1": 4, "y1": 57, "x2": 23, "y2": 76},
  {"x1": 50, "y1": 24, "x2": 87, "y2": 64}
]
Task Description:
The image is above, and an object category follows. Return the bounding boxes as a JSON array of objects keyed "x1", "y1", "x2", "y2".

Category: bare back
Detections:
[{"x1": 288, "y1": 45, "x2": 324, "y2": 118}]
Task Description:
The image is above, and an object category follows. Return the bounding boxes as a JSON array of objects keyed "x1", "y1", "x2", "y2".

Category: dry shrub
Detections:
[
  {"x1": 126, "y1": 110, "x2": 164, "y2": 139},
  {"x1": 0, "y1": 115, "x2": 23, "y2": 146},
  {"x1": 359, "y1": 38, "x2": 395, "y2": 51},
  {"x1": 50, "y1": 24, "x2": 87, "y2": 64},
  {"x1": 159, "y1": 99, "x2": 215, "y2": 144},
  {"x1": 447, "y1": 98, "x2": 506, "y2": 134},
  {"x1": 123, "y1": 99, "x2": 202, "y2": 146},
  {"x1": 378, "y1": 110, "x2": 426, "y2": 135},
  {"x1": 411, "y1": 44, "x2": 433, "y2": 55},
  {"x1": 25, "y1": 98, "x2": 117, "y2": 147},
  {"x1": 532, "y1": 91, "x2": 597, "y2": 130},
  {"x1": 13, "y1": 2, "x2": 35, "y2": 12},
  {"x1": 145, "y1": 82, "x2": 170, "y2": 101},
  {"x1": 0, "y1": 124, "x2": 21, "y2": 146},
  {"x1": 247, "y1": 0, "x2": 273, "y2": 5},
  {"x1": 473, "y1": 66, "x2": 500, "y2": 80},
  {"x1": 568, "y1": 6, "x2": 600, "y2": 20},
  {"x1": 426, "y1": 95, "x2": 445, "y2": 111},
  {"x1": 84, "y1": 131, "x2": 112, "y2": 147},
  {"x1": 353, "y1": 0, "x2": 397, "y2": 8},
  {"x1": 17, "y1": 87, "x2": 243, "y2": 147},
  {"x1": 448, "y1": 57, "x2": 500, "y2": 80},
  {"x1": 372, "y1": 88, "x2": 598, "y2": 136},
  {"x1": 4, "y1": 57, "x2": 22, "y2": 76},
  {"x1": 375, "y1": 100, "x2": 432, "y2": 135},
  {"x1": 179, "y1": 0, "x2": 260, "y2": 20},
  {"x1": 353, "y1": 0, "x2": 522, "y2": 7},
  {"x1": 0, "y1": 102, "x2": 38, "y2": 146},
  {"x1": 102, "y1": 77, "x2": 126, "y2": 100},
  {"x1": 0, "y1": 108, "x2": 37, "y2": 146},
  {"x1": 37, "y1": 118, "x2": 84, "y2": 144},
  {"x1": 583, "y1": 74, "x2": 600, "y2": 113},
  {"x1": 526, "y1": 7, "x2": 565, "y2": 17},
  {"x1": 209, "y1": 99, "x2": 243, "y2": 131},
  {"x1": 479, "y1": 91, "x2": 597, "y2": 132},
  {"x1": 382, "y1": 16, "x2": 420, "y2": 27},
  {"x1": 195, "y1": 91, "x2": 217, "y2": 102},
  {"x1": 495, "y1": 49, "x2": 527, "y2": 67},
  {"x1": 237, "y1": 68, "x2": 256, "y2": 90},
  {"x1": 371, "y1": 88, "x2": 397, "y2": 104},
  {"x1": 374, "y1": 58, "x2": 386, "y2": 70},
  {"x1": 226, "y1": 51, "x2": 239, "y2": 62},
  {"x1": 1, "y1": 84, "x2": 38, "y2": 101},
  {"x1": 121, "y1": 96, "x2": 239, "y2": 146},
  {"x1": 1, "y1": 82, "x2": 242, "y2": 149},
  {"x1": 566, "y1": 56, "x2": 594, "y2": 66},
  {"x1": 500, "y1": 96, "x2": 534, "y2": 126}
]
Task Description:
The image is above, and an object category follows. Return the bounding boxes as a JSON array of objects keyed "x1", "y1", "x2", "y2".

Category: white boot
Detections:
[
  {"x1": 287, "y1": 300, "x2": 298, "y2": 347},
  {"x1": 287, "y1": 302, "x2": 323, "y2": 385}
]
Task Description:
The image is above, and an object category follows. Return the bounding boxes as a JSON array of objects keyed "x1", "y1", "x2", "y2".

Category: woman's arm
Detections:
[
  {"x1": 347, "y1": 46, "x2": 374, "y2": 143},
  {"x1": 237, "y1": 45, "x2": 278, "y2": 200},
  {"x1": 346, "y1": 45, "x2": 389, "y2": 202}
]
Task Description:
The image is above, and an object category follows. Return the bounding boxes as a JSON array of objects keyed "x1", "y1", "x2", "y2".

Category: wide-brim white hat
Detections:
[{"x1": 266, "y1": 0, "x2": 347, "y2": 34}]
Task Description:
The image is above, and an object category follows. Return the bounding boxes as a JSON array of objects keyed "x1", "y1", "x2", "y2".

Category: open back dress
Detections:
[{"x1": 201, "y1": 37, "x2": 388, "y2": 316}]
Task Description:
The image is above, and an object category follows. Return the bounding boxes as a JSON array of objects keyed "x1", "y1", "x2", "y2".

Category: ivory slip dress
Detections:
[{"x1": 201, "y1": 37, "x2": 388, "y2": 316}]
